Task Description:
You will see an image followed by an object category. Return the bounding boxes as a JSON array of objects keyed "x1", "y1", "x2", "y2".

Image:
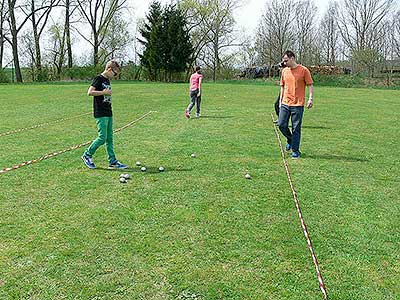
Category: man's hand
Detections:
[
  {"x1": 307, "y1": 99, "x2": 313, "y2": 109},
  {"x1": 103, "y1": 89, "x2": 112, "y2": 96},
  {"x1": 197, "y1": 92, "x2": 201, "y2": 97}
]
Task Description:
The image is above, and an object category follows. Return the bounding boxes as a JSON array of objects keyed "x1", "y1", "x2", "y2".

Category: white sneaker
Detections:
[{"x1": 196, "y1": 113, "x2": 201, "y2": 118}]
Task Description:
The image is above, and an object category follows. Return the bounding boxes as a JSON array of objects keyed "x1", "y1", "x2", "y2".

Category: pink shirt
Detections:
[{"x1": 190, "y1": 72, "x2": 203, "y2": 91}]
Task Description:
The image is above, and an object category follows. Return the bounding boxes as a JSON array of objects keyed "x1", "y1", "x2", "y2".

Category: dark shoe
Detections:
[
  {"x1": 291, "y1": 151, "x2": 301, "y2": 159},
  {"x1": 285, "y1": 143, "x2": 292, "y2": 152},
  {"x1": 81, "y1": 154, "x2": 96, "y2": 169},
  {"x1": 109, "y1": 160, "x2": 128, "y2": 169}
]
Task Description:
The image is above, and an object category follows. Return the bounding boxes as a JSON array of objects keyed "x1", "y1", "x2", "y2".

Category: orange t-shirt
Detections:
[{"x1": 280, "y1": 65, "x2": 313, "y2": 106}]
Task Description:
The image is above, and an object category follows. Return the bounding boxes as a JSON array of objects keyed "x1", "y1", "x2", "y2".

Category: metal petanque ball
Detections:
[
  {"x1": 119, "y1": 177, "x2": 127, "y2": 183},
  {"x1": 191, "y1": 153, "x2": 196, "y2": 158},
  {"x1": 136, "y1": 161, "x2": 141, "y2": 166},
  {"x1": 158, "y1": 166, "x2": 165, "y2": 172},
  {"x1": 245, "y1": 173, "x2": 251, "y2": 179},
  {"x1": 123, "y1": 173, "x2": 130, "y2": 179},
  {"x1": 141, "y1": 166, "x2": 147, "y2": 172}
]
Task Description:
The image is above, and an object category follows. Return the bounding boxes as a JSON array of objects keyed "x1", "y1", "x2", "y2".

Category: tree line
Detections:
[{"x1": 0, "y1": 0, "x2": 399, "y2": 83}]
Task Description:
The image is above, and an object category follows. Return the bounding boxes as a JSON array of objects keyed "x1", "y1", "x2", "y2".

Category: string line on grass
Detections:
[
  {"x1": 271, "y1": 113, "x2": 328, "y2": 300},
  {"x1": 0, "y1": 111, "x2": 154, "y2": 175},
  {"x1": 0, "y1": 112, "x2": 92, "y2": 138}
]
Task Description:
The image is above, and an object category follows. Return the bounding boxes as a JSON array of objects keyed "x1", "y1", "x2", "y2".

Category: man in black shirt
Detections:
[{"x1": 81, "y1": 60, "x2": 128, "y2": 169}]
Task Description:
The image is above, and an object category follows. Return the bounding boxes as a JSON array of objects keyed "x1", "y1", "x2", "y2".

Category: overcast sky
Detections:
[{"x1": 133, "y1": 0, "x2": 333, "y2": 34}]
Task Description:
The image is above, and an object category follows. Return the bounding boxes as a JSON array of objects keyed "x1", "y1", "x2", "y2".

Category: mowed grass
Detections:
[{"x1": 0, "y1": 81, "x2": 398, "y2": 300}]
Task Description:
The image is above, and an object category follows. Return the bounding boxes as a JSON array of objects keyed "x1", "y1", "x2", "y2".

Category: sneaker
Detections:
[
  {"x1": 291, "y1": 151, "x2": 301, "y2": 159},
  {"x1": 285, "y1": 143, "x2": 292, "y2": 152},
  {"x1": 185, "y1": 111, "x2": 190, "y2": 119},
  {"x1": 81, "y1": 154, "x2": 96, "y2": 169},
  {"x1": 196, "y1": 113, "x2": 201, "y2": 118},
  {"x1": 108, "y1": 160, "x2": 128, "y2": 169}
]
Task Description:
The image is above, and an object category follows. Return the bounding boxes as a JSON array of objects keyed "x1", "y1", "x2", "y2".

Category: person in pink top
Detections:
[{"x1": 185, "y1": 66, "x2": 203, "y2": 118}]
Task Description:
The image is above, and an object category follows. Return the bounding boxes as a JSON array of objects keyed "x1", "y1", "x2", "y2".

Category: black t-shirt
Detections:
[{"x1": 91, "y1": 75, "x2": 112, "y2": 118}]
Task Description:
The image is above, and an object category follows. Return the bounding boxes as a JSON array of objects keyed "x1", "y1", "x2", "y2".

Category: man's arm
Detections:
[
  {"x1": 87, "y1": 86, "x2": 111, "y2": 96},
  {"x1": 306, "y1": 84, "x2": 313, "y2": 109}
]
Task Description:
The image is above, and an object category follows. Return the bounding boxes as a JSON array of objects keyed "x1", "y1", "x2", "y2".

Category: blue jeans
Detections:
[
  {"x1": 278, "y1": 105, "x2": 304, "y2": 152},
  {"x1": 187, "y1": 89, "x2": 201, "y2": 114}
]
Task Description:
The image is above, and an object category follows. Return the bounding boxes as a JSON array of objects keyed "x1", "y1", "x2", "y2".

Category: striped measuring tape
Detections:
[
  {"x1": 271, "y1": 113, "x2": 328, "y2": 299},
  {"x1": 0, "y1": 111, "x2": 154, "y2": 175},
  {"x1": 0, "y1": 112, "x2": 92, "y2": 138}
]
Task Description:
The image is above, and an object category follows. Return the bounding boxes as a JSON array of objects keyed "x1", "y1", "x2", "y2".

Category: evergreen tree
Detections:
[
  {"x1": 138, "y1": 1, "x2": 163, "y2": 80},
  {"x1": 139, "y1": 2, "x2": 193, "y2": 81},
  {"x1": 163, "y1": 4, "x2": 193, "y2": 80}
]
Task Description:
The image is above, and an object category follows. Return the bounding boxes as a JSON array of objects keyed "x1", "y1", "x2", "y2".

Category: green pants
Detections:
[{"x1": 84, "y1": 117, "x2": 116, "y2": 163}]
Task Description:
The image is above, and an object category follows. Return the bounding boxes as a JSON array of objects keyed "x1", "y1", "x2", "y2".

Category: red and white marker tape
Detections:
[
  {"x1": 0, "y1": 112, "x2": 92, "y2": 138},
  {"x1": 0, "y1": 111, "x2": 154, "y2": 175},
  {"x1": 271, "y1": 113, "x2": 328, "y2": 299}
]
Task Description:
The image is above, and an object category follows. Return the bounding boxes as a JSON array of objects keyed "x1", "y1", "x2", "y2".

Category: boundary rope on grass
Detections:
[
  {"x1": 0, "y1": 111, "x2": 154, "y2": 175},
  {"x1": 0, "y1": 112, "x2": 92, "y2": 138},
  {"x1": 271, "y1": 113, "x2": 328, "y2": 300}
]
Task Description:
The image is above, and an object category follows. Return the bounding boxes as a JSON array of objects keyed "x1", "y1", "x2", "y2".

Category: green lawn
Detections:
[{"x1": 0, "y1": 81, "x2": 398, "y2": 300}]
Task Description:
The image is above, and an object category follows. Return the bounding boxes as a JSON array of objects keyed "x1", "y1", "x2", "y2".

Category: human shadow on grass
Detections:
[
  {"x1": 303, "y1": 153, "x2": 369, "y2": 162},
  {"x1": 198, "y1": 115, "x2": 234, "y2": 119},
  {"x1": 96, "y1": 166, "x2": 193, "y2": 173},
  {"x1": 302, "y1": 125, "x2": 331, "y2": 130}
]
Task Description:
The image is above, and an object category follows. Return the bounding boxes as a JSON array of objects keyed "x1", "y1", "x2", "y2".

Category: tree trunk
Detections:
[
  {"x1": 8, "y1": 2, "x2": 23, "y2": 82},
  {"x1": 65, "y1": 0, "x2": 73, "y2": 68},
  {"x1": 31, "y1": 0, "x2": 42, "y2": 80},
  {"x1": 93, "y1": 34, "x2": 99, "y2": 66},
  {"x1": 57, "y1": 26, "x2": 67, "y2": 76}
]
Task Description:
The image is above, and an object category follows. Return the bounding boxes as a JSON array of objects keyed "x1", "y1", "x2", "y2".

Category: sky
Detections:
[{"x1": 133, "y1": 0, "x2": 333, "y2": 34}]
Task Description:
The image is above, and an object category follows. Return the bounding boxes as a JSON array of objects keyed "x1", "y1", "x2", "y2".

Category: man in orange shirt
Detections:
[{"x1": 278, "y1": 50, "x2": 314, "y2": 159}]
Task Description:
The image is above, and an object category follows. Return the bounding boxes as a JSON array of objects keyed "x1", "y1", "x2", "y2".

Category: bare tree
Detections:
[
  {"x1": 318, "y1": 1, "x2": 340, "y2": 65},
  {"x1": 338, "y1": 0, "x2": 394, "y2": 57},
  {"x1": 294, "y1": 0, "x2": 318, "y2": 65},
  {"x1": 76, "y1": 0, "x2": 127, "y2": 66},
  {"x1": 180, "y1": 0, "x2": 242, "y2": 81},
  {"x1": 23, "y1": 0, "x2": 60, "y2": 80},
  {"x1": 203, "y1": 0, "x2": 242, "y2": 80},
  {"x1": 179, "y1": 0, "x2": 214, "y2": 76},
  {"x1": 393, "y1": 10, "x2": 400, "y2": 58},
  {"x1": 62, "y1": 0, "x2": 78, "y2": 68},
  {"x1": 0, "y1": 0, "x2": 8, "y2": 68},
  {"x1": 7, "y1": 0, "x2": 55, "y2": 82},
  {"x1": 255, "y1": 0, "x2": 295, "y2": 68},
  {"x1": 99, "y1": 11, "x2": 132, "y2": 65},
  {"x1": 47, "y1": 21, "x2": 66, "y2": 77}
]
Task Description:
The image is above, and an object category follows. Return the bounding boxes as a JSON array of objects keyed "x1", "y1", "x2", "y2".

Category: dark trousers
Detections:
[
  {"x1": 187, "y1": 89, "x2": 201, "y2": 114},
  {"x1": 277, "y1": 104, "x2": 304, "y2": 152},
  {"x1": 274, "y1": 95, "x2": 280, "y2": 116}
]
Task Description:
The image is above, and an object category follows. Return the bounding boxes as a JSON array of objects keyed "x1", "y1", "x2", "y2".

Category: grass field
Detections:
[{"x1": 0, "y1": 81, "x2": 399, "y2": 300}]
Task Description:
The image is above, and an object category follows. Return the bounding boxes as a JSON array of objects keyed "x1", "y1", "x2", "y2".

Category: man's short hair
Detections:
[
  {"x1": 105, "y1": 60, "x2": 121, "y2": 72},
  {"x1": 283, "y1": 50, "x2": 296, "y2": 59}
]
